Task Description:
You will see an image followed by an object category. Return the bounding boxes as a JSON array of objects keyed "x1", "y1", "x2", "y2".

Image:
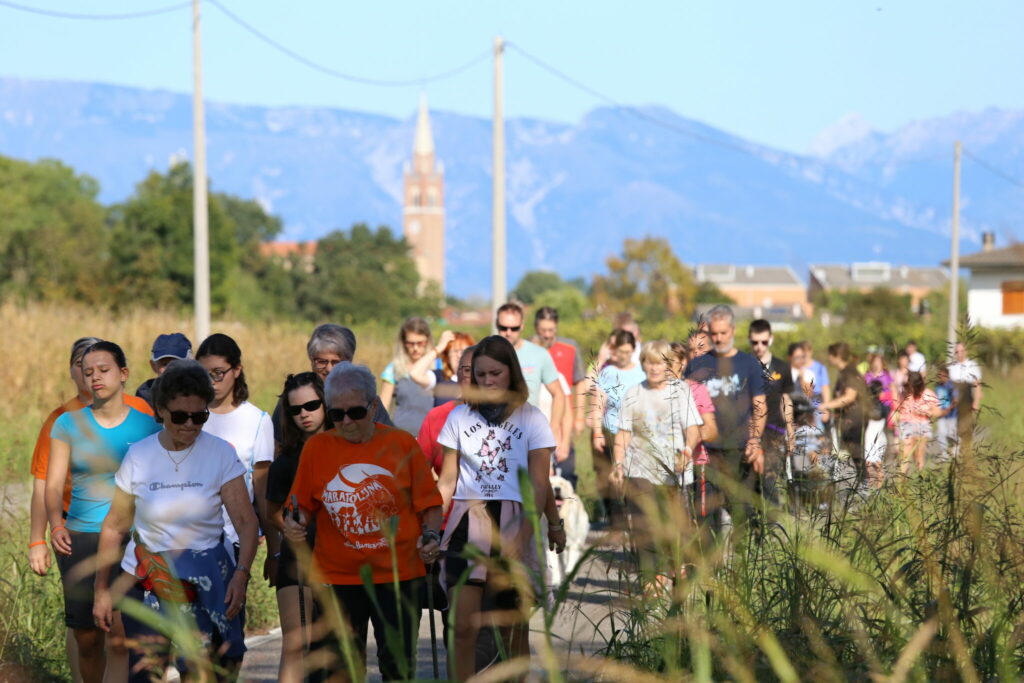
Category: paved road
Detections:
[{"x1": 239, "y1": 533, "x2": 628, "y2": 682}]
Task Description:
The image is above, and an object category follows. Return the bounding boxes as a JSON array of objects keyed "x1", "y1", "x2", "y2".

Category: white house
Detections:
[{"x1": 955, "y1": 236, "x2": 1024, "y2": 329}]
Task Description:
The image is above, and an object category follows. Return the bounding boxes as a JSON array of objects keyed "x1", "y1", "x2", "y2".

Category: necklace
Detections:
[{"x1": 164, "y1": 440, "x2": 197, "y2": 472}]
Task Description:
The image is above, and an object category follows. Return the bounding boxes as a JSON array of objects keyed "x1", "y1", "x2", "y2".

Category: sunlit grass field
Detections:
[{"x1": 2, "y1": 302, "x2": 1023, "y2": 681}]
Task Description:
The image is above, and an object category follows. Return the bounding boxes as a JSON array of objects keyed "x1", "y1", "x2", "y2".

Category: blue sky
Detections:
[{"x1": 0, "y1": 0, "x2": 1021, "y2": 152}]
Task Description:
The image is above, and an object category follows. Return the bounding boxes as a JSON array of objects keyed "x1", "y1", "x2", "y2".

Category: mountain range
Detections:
[{"x1": 2, "y1": 77, "x2": 1021, "y2": 297}]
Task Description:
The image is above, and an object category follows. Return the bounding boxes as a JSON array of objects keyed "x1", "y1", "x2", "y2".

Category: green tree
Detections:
[
  {"x1": 107, "y1": 162, "x2": 281, "y2": 312},
  {"x1": 0, "y1": 156, "x2": 108, "y2": 302},
  {"x1": 591, "y1": 236, "x2": 697, "y2": 322},
  {"x1": 512, "y1": 270, "x2": 568, "y2": 304},
  {"x1": 292, "y1": 223, "x2": 438, "y2": 324},
  {"x1": 695, "y1": 280, "x2": 736, "y2": 305}
]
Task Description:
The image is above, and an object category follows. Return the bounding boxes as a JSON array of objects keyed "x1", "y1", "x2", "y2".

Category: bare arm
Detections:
[
  {"x1": 745, "y1": 395, "x2": 767, "y2": 474},
  {"x1": 379, "y1": 381, "x2": 395, "y2": 413},
  {"x1": 28, "y1": 478, "x2": 51, "y2": 575},
  {"x1": 44, "y1": 438, "x2": 72, "y2": 555},
  {"x1": 546, "y1": 380, "x2": 566, "y2": 438},
  {"x1": 783, "y1": 393, "x2": 795, "y2": 452},
  {"x1": 93, "y1": 489, "x2": 135, "y2": 632},
  {"x1": 557, "y1": 388, "x2": 574, "y2": 464},
  {"x1": 223, "y1": 476, "x2": 258, "y2": 619},
  {"x1": 590, "y1": 384, "x2": 607, "y2": 445},
  {"x1": 572, "y1": 380, "x2": 587, "y2": 436},
  {"x1": 610, "y1": 429, "x2": 631, "y2": 487},
  {"x1": 678, "y1": 424, "x2": 701, "y2": 472},
  {"x1": 823, "y1": 388, "x2": 858, "y2": 412},
  {"x1": 410, "y1": 331, "x2": 454, "y2": 389},
  {"x1": 526, "y1": 447, "x2": 552, "y2": 520},
  {"x1": 438, "y1": 446, "x2": 459, "y2": 511},
  {"x1": 698, "y1": 410, "x2": 718, "y2": 445},
  {"x1": 252, "y1": 461, "x2": 270, "y2": 531}
]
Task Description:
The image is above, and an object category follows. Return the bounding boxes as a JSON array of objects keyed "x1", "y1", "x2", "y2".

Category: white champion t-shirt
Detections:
[
  {"x1": 437, "y1": 403, "x2": 556, "y2": 502},
  {"x1": 202, "y1": 401, "x2": 274, "y2": 545},
  {"x1": 116, "y1": 431, "x2": 246, "y2": 573}
]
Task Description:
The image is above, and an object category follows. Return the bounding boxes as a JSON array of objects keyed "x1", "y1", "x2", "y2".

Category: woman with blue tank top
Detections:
[{"x1": 46, "y1": 340, "x2": 159, "y2": 683}]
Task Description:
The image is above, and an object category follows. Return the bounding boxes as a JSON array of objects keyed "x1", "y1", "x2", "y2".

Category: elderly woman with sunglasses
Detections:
[
  {"x1": 93, "y1": 360, "x2": 258, "y2": 682},
  {"x1": 283, "y1": 362, "x2": 443, "y2": 682}
]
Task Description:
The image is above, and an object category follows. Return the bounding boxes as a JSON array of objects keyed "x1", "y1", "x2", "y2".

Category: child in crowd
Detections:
[
  {"x1": 135, "y1": 332, "x2": 193, "y2": 409},
  {"x1": 864, "y1": 380, "x2": 889, "y2": 489},
  {"x1": 933, "y1": 364, "x2": 959, "y2": 459},
  {"x1": 788, "y1": 397, "x2": 826, "y2": 511}
]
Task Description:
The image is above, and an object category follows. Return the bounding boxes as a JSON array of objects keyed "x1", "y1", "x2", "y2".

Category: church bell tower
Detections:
[{"x1": 403, "y1": 94, "x2": 445, "y2": 294}]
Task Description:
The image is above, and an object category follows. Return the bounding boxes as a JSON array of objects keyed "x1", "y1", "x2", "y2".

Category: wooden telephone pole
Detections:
[
  {"x1": 491, "y1": 36, "x2": 506, "y2": 324},
  {"x1": 192, "y1": 0, "x2": 211, "y2": 342},
  {"x1": 946, "y1": 141, "x2": 961, "y2": 356}
]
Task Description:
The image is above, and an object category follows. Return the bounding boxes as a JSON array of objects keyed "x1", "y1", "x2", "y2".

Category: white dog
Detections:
[{"x1": 545, "y1": 474, "x2": 590, "y2": 590}]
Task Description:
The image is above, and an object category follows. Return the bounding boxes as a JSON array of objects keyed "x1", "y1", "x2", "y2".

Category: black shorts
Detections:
[{"x1": 56, "y1": 530, "x2": 123, "y2": 630}]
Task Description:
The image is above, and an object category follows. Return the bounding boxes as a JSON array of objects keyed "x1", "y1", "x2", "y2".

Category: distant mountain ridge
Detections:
[{"x1": 2, "y1": 77, "x2": 1020, "y2": 297}]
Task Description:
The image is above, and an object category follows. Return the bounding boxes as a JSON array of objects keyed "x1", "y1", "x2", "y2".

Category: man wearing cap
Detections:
[{"x1": 135, "y1": 332, "x2": 193, "y2": 409}]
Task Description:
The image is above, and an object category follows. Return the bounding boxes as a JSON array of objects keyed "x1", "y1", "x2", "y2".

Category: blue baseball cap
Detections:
[{"x1": 151, "y1": 333, "x2": 193, "y2": 361}]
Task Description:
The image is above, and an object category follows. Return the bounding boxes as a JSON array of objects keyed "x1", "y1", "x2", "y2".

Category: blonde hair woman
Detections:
[{"x1": 379, "y1": 317, "x2": 440, "y2": 435}]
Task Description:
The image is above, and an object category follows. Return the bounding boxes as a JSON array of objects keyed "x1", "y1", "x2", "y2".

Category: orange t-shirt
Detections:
[
  {"x1": 31, "y1": 394, "x2": 154, "y2": 511},
  {"x1": 289, "y1": 424, "x2": 443, "y2": 585}
]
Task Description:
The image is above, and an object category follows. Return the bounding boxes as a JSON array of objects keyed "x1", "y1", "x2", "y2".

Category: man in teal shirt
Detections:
[{"x1": 496, "y1": 302, "x2": 568, "y2": 460}]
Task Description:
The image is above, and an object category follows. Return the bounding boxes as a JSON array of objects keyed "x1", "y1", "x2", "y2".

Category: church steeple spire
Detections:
[
  {"x1": 403, "y1": 94, "x2": 445, "y2": 295},
  {"x1": 414, "y1": 92, "x2": 435, "y2": 159}
]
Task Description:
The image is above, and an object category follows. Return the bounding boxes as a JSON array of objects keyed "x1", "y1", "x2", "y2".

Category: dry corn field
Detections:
[{"x1": 0, "y1": 302, "x2": 394, "y2": 477}]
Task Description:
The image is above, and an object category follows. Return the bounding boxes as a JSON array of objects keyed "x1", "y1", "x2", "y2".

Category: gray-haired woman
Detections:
[
  {"x1": 283, "y1": 362, "x2": 443, "y2": 682},
  {"x1": 93, "y1": 360, "x2": 258, "y2": 682}
]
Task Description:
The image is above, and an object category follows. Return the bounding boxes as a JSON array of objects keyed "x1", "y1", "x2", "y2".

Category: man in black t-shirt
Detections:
[
  {"x1": 685, "y1": 306, "x2": 766, "y2": 531},
  {"x1": 748, "y1": 319, "x2": 794, "y2": 505}
]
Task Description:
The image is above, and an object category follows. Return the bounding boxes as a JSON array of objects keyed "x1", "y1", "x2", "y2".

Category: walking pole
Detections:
[
  {"x1": 422, "y1": 532, "x2": 440, "y2": 679},
  {"x1": 291, "y1": 495, "x2": 308, "y2": 654}
]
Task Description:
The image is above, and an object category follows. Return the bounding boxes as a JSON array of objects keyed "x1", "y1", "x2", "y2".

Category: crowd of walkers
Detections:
[{"x1": 25, "y1": 303, "x2": 984, "y2": 681}]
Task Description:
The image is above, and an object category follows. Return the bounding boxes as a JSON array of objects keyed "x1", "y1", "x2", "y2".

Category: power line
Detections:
[
  {"x1": 0, "y1": 0, "x2": 189, "y2": 20},
  {"x1": 207, "y1": 0, "x2": 489, "y2": 87},
  {"x1": 506, "y1": 41, "x2": 756, "y2": 157},
  {"x1": 963, "y1": 148, "x2": 1024, "y2": 191}
]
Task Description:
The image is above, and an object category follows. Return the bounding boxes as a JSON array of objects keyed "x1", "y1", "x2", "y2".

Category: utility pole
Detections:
[
  {"x1": 491, "y1": 35, "x2": 506, "y2": 324},
  {"x1": 946, "y1": 141, "x2": 961, "y2": 356},
  {"x1": 192, "y1": 0, "x2": 211, "y2": 342}
]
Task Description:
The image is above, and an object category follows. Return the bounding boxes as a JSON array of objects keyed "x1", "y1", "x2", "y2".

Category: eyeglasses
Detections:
[
  {"x1": 312, "y1": 357, "x2": 342, "y2": 372},
  {"x1": 287, "y1": 399, "x2": 323, "y2": 416},
  {"x1": 497, "y1": 325, "x2": 521, "y2": 333},
  {"x1": 327, "y1": 402, "x2": 372, "y2": 423},
  {"x1": 403, "y1": 340, "x2": 428, "y2": 348},
  {"x1": 168, "y1": 410, "x2": 210, "y2": 425},
  {"x1": 207, "y1": 367, "x2": 232, "y2": 382},
  {"x1": 749, "y1": 340, "x2": 770, "y2": 347}
]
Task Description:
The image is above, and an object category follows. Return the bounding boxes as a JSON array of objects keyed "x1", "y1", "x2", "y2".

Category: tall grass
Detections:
[{"x1": 3, "y1": 302, "x2": 1024, "y2": 680}]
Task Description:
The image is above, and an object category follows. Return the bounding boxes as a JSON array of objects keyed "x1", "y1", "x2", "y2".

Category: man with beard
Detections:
[{"x1": 685, "y1": 305, "x2": 766, "y2": 534}]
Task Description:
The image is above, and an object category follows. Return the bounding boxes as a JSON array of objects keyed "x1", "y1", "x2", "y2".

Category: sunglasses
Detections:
[
  {"x1": 287, "y1": 399, "x2": 323, "y2": 416},
  {"x1": 168, "y1": 410, "x2": 210, "y2": 425},
  {"x1": 327, "y1": 402, "x2": 372, "y2": 423},
  {"x1": 496, "y1": 325, "x2": 521, "y2": 332},
  {"x1": 749, "y1": 339, "x2": 771, "y2": 346}
]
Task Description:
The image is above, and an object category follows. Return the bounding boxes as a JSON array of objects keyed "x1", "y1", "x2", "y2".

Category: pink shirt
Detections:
[
  {"x1": 688, "y1": 380, "x2": 715, "y2": 465},
  {"x1": 898, "y1": 389, "x2": 939, "y2": 423}
]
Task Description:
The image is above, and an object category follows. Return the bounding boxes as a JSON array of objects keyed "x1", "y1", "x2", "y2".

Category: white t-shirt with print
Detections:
[
  {"x1": 618, "y1": 380, "x2": 703, "y2": 485},
  {"x1": 116, "y1": 431, "x2": 246, "y2": 573},
  {"x1": 203, "y1": 401, "x2": 274, "y2": 544},
  {"x1": 438, "y1": 403, "x2": 556, "y2": 502}
]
